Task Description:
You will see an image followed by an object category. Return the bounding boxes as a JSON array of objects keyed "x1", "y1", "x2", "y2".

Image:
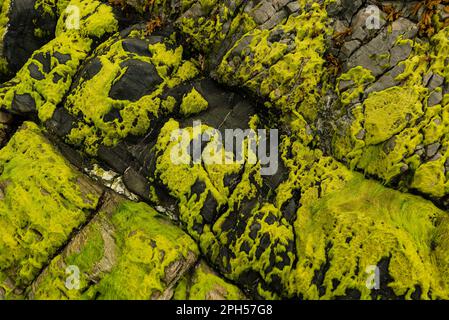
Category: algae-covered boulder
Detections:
[
  {"x1": 47, "y1": 24, "x2": 201, "y2": 156},
  {"x1": 328, "y1": 3, "x2": 449, "y2": 204},
  {"x1": 0, "y1": 121, "x2": 103, "y2": 298},
  {"x1": 0, "y1": 0, "x2": 119, "y2": 121},
  {"x1": 29, "y1": 192, "x2": 199, "y2": 300},
  {"x1": 279, "y1": 136, "x2": 449, "y2": 299},
  {"x1": 0, "y1": 0, "x2": 69, "y2": 79}
]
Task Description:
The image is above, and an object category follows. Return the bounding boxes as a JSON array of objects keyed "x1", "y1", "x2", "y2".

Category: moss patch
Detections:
[
  {"x1": 0, "y1": 122, "x2": 102, "y2": 297},
  {"x1": 30, "y1": 196, "x2": 199, "y2": 300}
]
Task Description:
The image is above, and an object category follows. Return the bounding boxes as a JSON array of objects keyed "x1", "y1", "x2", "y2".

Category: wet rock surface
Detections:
[{"x1": 1, "y1": 0, "x2": 449, "y2": 300}]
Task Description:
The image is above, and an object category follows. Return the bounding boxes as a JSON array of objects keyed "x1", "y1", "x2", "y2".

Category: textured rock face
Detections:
[
  {"x1": 1, "y1": 0, "x2": 449, "y2": 300},
  {"x1": 0, "y1": 122, "x2": 103, "y2": 298},
  {"x1": 30, "y1": 193, "x2": 199, "y2": 300},
  {"x1": 328, "y1": 1, "x2": 449, "y2": 205},
  {"x1": 174, "y1": 260, "x2": 247, "y2": 300},
  {"x1": 0, "y1": 0, "x2": 72, "y2": 80}
]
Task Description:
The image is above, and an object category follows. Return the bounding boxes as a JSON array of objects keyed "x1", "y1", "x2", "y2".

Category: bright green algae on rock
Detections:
[
  {"x1": 174, "y1": 260, "x2": 246, "y2": 300},
  {"x1": 0, "y1": 122, "x2": 102, "y2": 298},
  {"x1": 153, "y1": 118, "x2": 296, "y2": 299},
  {"x1": 35, "y1": 0, "x2": 71, "y2": 17},
  {"x1": 177, "y1": 0, "x2": 256, "y2": 55},
  {"x1": 363, "y1": 87, "x2": 423, "y2": 145},
  {"x1": 0, "y1": 0, "x2": 119, "y2": 121},
  {"x1": 215, "y1": 0, "x2": 333, "y2": 124},
  {"x1": 30, "y1": 195, "x2": 199, "y2": 300},
  {"x1": 0, "y1": 0, "x2": 12, "y2": 74},
  {"x1": 331, "y1": 25, "x2": 449, "y2": 200},
  {"x1": 336, "y1": 66, "x2": 375, "y2": 106},
  {"x1": 64, "y1": 29, "x2": 200, "y2": 155},
  {"x1": 152, "y1": 118, "x2": 449, "y2": 299},
  {"x1": 290, "y1": 173, "x2": 449, "y2": 299},
  {"x1": 276, "y1": 135, "x2": 449, "y2": 299},
  {"x1": 0, "y1": 34, "x2": 93, "y2": 120},
  {"x1": 180, "y1": 87, "x2": 209, "y2": 116}
]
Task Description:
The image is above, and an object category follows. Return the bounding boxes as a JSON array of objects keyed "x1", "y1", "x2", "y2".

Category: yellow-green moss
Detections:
[
  {"x1": 65, "y1": 35, "x2": 199, "y2": 155},
  {"x1": 0, "y1": 122, "x2": 102, "y2": 297},
  {"x1": 55, "y1": 0, "x2": 118, "y2": 38},
  {"x1": 30, "y1": 200, "x2": 199, "y2": 300},
  {"x1": 279, "y1": 134, "x2": 449, "y2": 299},
  {"x1": 174, "y1": 261, "x2": 246, "y2": 300},
  {"x1": 180, "y1": 88, "x2": 209, "y2": 116},
  {"x1": 364, "y1": 87, "x2": 423, "y2": 145},
  {"x1": 289, "y1": 174, "x2": 449, "y2": 299},
  {"x1": 154, "y1": 119, "x2": 295, "y2": 299},
  {"x1": 337, "y1": 66, "x2": 375, "y2": 106}
]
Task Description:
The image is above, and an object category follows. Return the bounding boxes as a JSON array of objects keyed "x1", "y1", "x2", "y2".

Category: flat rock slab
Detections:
[
  {"x1": 29, "y1": 192, "x2": 199, "y2": 300},
  {"x1": 0, "y1": 122, "x2": 103, "y2": 298}
]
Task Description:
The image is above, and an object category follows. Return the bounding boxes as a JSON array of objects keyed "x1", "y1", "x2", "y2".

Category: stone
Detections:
[
  {"x1": 0, "y1": 122, "x2": 103, "y2": 298},
  {"x1": 29, "y1": 192, "x2": 199, "y2": 300},
  {"x1": 428, "y1": 90, "x2": 443, "y2": 107}
]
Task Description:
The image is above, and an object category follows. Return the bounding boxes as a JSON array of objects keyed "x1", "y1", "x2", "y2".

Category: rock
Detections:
[
  {"x1": 365, "y1": 64, "x2": 405, "y2": 94},
  {"x1": 29, "y1": 192, "x2": 199, "y2": 300},
  {"x1": 340, "y1": 40, "x2": 361, "y2": 58},
  {"x1": 428, "y1": 90, "x2": 443, "y2": 107},
  {"x1": 0, "y1": 122, "x2": 103, "y2": 298},
  {"x1": 0, "y1": 0, "x2": 65, "y2": 80},
  {"x1": 251, "y1": 2, "x2": 277, "y2": 25},
  {"x1": 286, "y1": 1, "x2": 300, "y2": 14},
  {"x1": 427, "y1": 74, "x2": 445, "y2": 91},
  {"x1": 427, "y1": 143, "x2": 441, "y2": 159}
]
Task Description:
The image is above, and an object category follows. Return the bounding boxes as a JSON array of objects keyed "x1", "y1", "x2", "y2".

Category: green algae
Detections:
[
  {"x1": 30, "y1": 198, "x2": 199, "y2": 300},
  {"x1": 180, "y1": 87, "x2": 209, "y2": 116},
  {"x1": 337, "y1": 66, "x2": 375, "y2": 106},
  {"x1": 174, "y1": 261, "x2": 246, "y2": 300},
  {"x1": 153, "y1": 119, "x2": 296, "y2": 299},
  {"x1": 34, "y1": 0, "x2": 69, "y2": 17},
  {"x1": 0, "y1": 0, "x2": 119, "y2": 122},
  {"x1": 331, "y1": 25, "x2": 449, "y2": 199},
  {"x1": 154, "y1": 119, "x2": 240, "y2": 237},
  {"x1": 216, "y1": 1, "x2": 332, "y2": 124},
  {"x1": 0, "y1": 122, "x2": 102, "y2": 297},
  {"x1": 0, "y1": 0, "x2": 11, "y2": 75},
  {"x1": 0, "y1": 0, "x2": 448, "y2": 301},
  {"x1": 55, "y1": 0, "x2": 118, "y2": 38},
  {"x1": 0, "y1": 33, "x2": 93, "y2": 121},
  {"x1": 363, "y1": 87, "x2": 423, "y2": 145},
  {"x1": 290, "y1": 174, "x2": 449, "y2": 299},
  {"x1": 279, "y1": 134, "x2": 449, "y2": 299},
  {"x1": 65, "y1": 35, "x2": 200, "y2": 155},
  {"x1": 177, "y1": 0, "x2": 236, "y2": 54}
]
